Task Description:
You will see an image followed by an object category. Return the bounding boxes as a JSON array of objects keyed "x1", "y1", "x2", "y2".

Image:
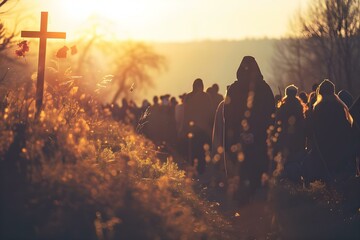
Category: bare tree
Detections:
[
  {"x1": 271, "y1": 15, "x2": 309, "y2": 91},
  {"x1": 272, "y1": 0, "x2": 360, "y2": 94},
  {"x1": 111, "y1": 42, "x2": 167, "y2": 104},
  {"x1": 0, "y1": 21, "x2": 14, "y2": 52},
  {"x1": 0, "y1": 0, "x2": 9, "y2": 8}
]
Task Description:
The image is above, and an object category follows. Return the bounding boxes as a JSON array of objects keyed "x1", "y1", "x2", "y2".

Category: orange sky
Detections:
[{"x1": 3, "y1": 0, "x2": 310, "y2": 42}]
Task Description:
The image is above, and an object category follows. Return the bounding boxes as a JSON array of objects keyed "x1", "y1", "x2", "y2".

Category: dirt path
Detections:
[
  {"x1": 169, "y1": 149, "x2": 277, "y2": 239},
  {"x1": 193, "y1": 178, "x2": 276, "y2": 240}
]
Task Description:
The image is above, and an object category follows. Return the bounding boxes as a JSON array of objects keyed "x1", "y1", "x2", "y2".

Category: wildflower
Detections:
[
  {"x1": 39, "y1": 110, "x2": 46, "y2": 122},
  {"x1": 70, "y1": 86, "x2": 78, "y2": 95},
  {"x1": 15, "y1": 40, "x2": 29, "y2": 57}
]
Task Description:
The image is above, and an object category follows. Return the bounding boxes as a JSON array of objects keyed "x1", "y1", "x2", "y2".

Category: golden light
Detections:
[
  {"x1": 45, "y1": 0, "x2": 167, "y2": 40},
  {"x1": 6, "y1": 0, "x2": 312, "y2": 42},
  {"x1": 61, "y1": 0, "x2": 148, "y2": 24}
]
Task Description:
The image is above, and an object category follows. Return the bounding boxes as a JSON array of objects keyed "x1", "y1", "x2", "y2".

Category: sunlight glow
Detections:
[{"x1": 10, "y1": 0, "x2": 310, "y2": 41}]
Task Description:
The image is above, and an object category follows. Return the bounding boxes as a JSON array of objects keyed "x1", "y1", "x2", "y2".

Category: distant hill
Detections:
[{"x1": 147, "y1": 39, "x2": 279, "y2": 100}]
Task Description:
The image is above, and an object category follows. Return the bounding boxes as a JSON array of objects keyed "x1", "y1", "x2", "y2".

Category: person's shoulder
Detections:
[
  {"x1": 184, "y1": 92, "x2": 193, "y2": 102},
  {"x1": 257, "y1": 79, "x2": 271, "y2": 89},
  {"x1": 259, "y1": 80, "x2": 274, "y2": 96},
  {"x1": 226, "y1": 80, "x2": 239, "y2": 94}
]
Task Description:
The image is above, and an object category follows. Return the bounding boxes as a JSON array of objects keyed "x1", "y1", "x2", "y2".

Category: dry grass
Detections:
[{"x1": 0, "y1": 77, "x2": 232, "y2": 240}]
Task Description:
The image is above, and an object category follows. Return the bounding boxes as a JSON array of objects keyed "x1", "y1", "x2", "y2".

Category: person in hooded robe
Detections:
[
  {"x1": 349, "y1": 96, "x2": 360, "y2": 176},
  {"x1": 338, "y1": 89, "x2": 354, "y2": 109},
  {"x1": 182, "y1": 78, "x2": 213, "y2": 175},
  {"x1": 273, "y1": 84, "x2": 306, "y2": 182},
  {"x1": 224, "y1": 56, "x2": 275, "y2": 203},
  {"x1": 305, "y1": 79, "x2": 356, "y2": 184}
]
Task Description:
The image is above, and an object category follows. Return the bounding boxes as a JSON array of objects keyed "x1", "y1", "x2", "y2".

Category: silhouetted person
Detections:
[
  {"x1": 110, "y1": 103, "x2": 121, "y2": 121},
  {"x1": 274, "y1": 94, "x2": 282, "y2": 108},
  {"x1": 273, "y1": 85, "x2": 306, "y2": 182},
  {"x1": 140, "y1": 99, "x2": 151, "y2": 113},
  {"x1": 175, "y1": 93, "x2": 187, "y2": 136},
  {"x1": 136, "y1": 99, "x2": 151, "y2": 134},
  {"x1": 174, "y1": 93, "x2": 187, "y2": 159},
  {"x1": 118, "y1": 98, "x2": 130, "y2": 123},
  {"x1": 209, "y1": 99, "x2": 226, "y2": 184},
  {"x1": 349, "y1": 95, "x2": 360, "y2": 176},
  {"x1": 128, "y1": 100, "x2": 141, "y2": 126},
  {"x1": 159, "y1": 94, "x2": 177, "y2": 148},
  {"x1": 298, "y1": 91, "x2": 308, "y2": 105},
  {"x1": 211, "y1": 84, "x2": 224, "y2": 108},
  {"x1": 312, "y1": 83, "x2": 319, "y2": 92},
  {"x1": 306, "y1": 79, "x2": 356, "y2": 184},
  {"x1": 208, "y1": 83, "x2": 224, "y2": 122},
  {"x1": 170, "y1": 96, "x2": 178, "y2": 108},
  {"x1": 212, "y1": 100, "x2": 225, "y2": 160},
  {"x1": 307, "y1": 83, "x2": 319, "y2": 111},
  {"x1": 338, "y1": 89, "x2": 354, "y2": 108},
  {"x1": 145, "y1": 96, "x2": 163, "y2": 144},
  {"x1": 224, "y1": 56, "x2": 275, "y2": 203},
  {"x1": 350, "y1": 95, "x2": 360, "y2": 131},
  {"x1": 183, "y1": 78, "x2": 213, "y2": 174}
]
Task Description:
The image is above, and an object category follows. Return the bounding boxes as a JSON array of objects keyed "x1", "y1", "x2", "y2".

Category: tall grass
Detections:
[{"x1": 0, "y1": 71, "x2": 232, "y2": 240}]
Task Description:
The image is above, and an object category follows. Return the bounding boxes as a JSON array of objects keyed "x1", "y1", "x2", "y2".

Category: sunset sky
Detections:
[{"x1": 4, "y1": 0, "x2": 310, "y2": 41}]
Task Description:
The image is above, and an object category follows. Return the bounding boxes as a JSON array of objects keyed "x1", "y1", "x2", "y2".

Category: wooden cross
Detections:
[{"x1": 21, "y1": 12, "x2": 66, "y2": 118}]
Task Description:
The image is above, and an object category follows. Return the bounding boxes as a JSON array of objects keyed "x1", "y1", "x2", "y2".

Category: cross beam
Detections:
[{"x1": 21, "y1": 12, "x2": 66, "y2": 118}]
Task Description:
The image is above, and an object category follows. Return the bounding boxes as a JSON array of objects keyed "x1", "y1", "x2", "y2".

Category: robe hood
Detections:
[{"x1": 236, "y1": 56, "x2": 263, "y2": 83}]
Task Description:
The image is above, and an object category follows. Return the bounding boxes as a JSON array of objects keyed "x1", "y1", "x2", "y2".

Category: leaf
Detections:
[
  {"x1": 56, "y1": 46, "x2": 69, "y2": 58},
  {"x1": 70, "y1": 45, "x2": 78, "y2": 55}
]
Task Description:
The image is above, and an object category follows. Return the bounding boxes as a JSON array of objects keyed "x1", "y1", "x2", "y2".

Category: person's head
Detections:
[
  {"x1": 338, "y1": 89, "x2": 354, "y2": 108},
  {"x1": 153, "y1": 95, "x2": 159, "y2": 105},
  {"x1": 314, "y1": 79, "x2": 335, "y2": 108},
  {"x1": 312, "y1": 83, "x2": 319, "y2": 92},
  {"x1": 298, "y1": 91, "x2": 308, "y2": 104},
  {"x1": 212, "y1": 83, "x2": 219, "y2": 93},
  {"x1": 170, "y1": 96, "x2": 178, "y2": 106},
  {"x1": 285, "y1": 84, "x2": 298, "y2": 98},
  {"x1": 121, "y1": 98, "x2": 128, "y2": 107},
  {"x1": 318, "y1": 79, "x2": 335, "y2": 97},
  {"x1": 193, "y1": 78, "x2": 204, "y2": 92},
  {"x1": 236, "y1": 56, "x2": 263, "y2": 83},
  {"x1": 142, "y1": 99, "x2": 150, "y2": 108},
  {"x1": 179, "y1": 93, "x2": 187, "y2": 103},
  {"x1": 274, "y1": 94, "x2": 282, "y2": 103},
  {"x1": 160, "y1": 94, "x2": 170, "y2": 105}
]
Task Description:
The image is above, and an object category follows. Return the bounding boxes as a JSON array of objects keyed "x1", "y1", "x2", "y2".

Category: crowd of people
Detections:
[{"x1": 107, "y1": 56, "x2": 360, "y2": 203}]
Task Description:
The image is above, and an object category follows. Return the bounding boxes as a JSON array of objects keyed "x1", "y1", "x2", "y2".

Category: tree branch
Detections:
[{"x1": 0, "y1": 0, "x2": 8, "y2": 8}]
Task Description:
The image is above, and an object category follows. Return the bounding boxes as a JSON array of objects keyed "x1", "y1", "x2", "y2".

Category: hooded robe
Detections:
[{"x1": 224, "y1": 56, "x2": 275, "y2": 197}]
